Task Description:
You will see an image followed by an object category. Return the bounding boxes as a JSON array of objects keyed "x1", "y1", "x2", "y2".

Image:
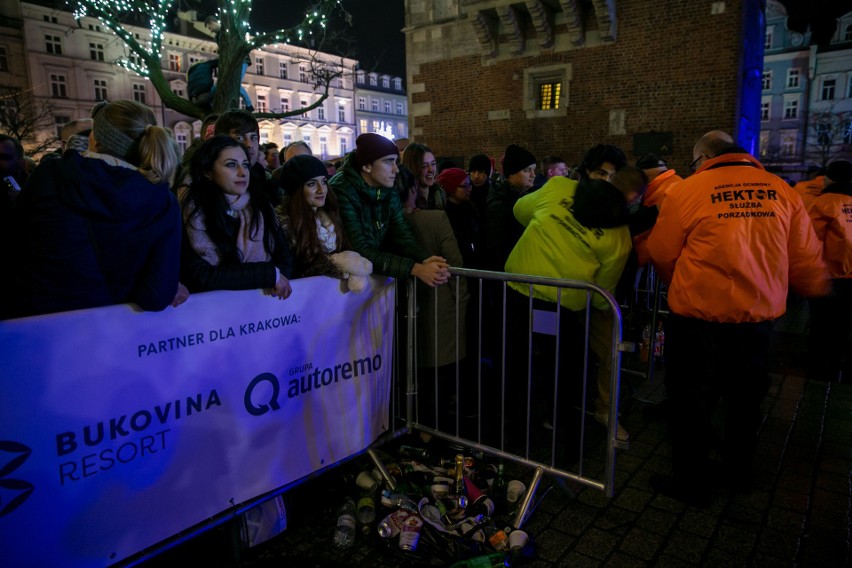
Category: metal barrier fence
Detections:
[{"x1": 384, "y1": 268, "x2": 627, "y2": 527}]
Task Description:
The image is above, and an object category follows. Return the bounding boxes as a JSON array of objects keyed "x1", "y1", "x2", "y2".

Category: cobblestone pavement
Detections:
[{"x1": 142, "y1": 325, "x2": 851, "y2": 568}]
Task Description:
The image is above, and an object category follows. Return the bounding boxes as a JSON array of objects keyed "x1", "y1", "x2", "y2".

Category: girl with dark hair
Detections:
[
  {"x1": 180, "y1": 135, "x2": 293, "y2": 298},
  {"x1": 401, "y1": 142, "x2": 446, "y2": 210},
  {"x1": 278, "y1": 154, "x2": 372, "y2": 290}
]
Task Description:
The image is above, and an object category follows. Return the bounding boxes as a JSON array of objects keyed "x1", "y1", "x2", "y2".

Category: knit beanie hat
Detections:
[
  {"x1": 353, "y1": 133, "x2": 398, "y2": 169},
  {"x1": 468, "y1": 154, "x2": 492, "y2": 175},
  {"x1": 636, "y1": 153, "x2": 667, "y2": 170},
  {"x1": 279, "y1": 154, "x2": 328, "y2": 195},
  {"x1": 502, "y1": 144, "x2": 537, "y2": 177},
  {"x1": 437, "y1": 167, "x2": 469, "y2": 191},
  {"x1": 91, "y1": 101, "x2": 137, "y2": 161},
  {"x1": 826, "y1": 160, "x2": 852, "y2": 185}
]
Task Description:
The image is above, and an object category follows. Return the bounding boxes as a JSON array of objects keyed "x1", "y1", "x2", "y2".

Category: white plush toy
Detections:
[{"x1": 329, "y1": 250, "x2": 373, "y2": 293}]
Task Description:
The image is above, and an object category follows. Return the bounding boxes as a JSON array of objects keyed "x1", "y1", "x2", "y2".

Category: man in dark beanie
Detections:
[
  {"x1": 806, "y1": 159, "x2": 852, "y2": 383},
  {"x1": 329, "y1": 133, "x2": 450, "y2": 287},
  {"x1": 484, "y1": 143, "x2": 537, "y2": 271},
  {"x1": 467, "y1": 153, "x2": 492, "y2": 220}
]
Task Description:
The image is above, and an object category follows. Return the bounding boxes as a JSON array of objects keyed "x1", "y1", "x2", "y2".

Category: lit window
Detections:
[
  {"x1": 168, "y1": 53, "x2": 180, "y2": 72},
  {"x1": 394, "y1": 78, "x2": 402, "y2": 90},
  {"x1": 371, "y1": 99, "x2": 379, "y2": 112},
  {"x1": 320, "y1": 136, "x2": 328, "y2": 157},
  {"x1": 340, "y1": 137, "x2": 348, "y2": 155},
  {"x1": 358, "y1": 97, "x2": 366, "y2": 111},
  {"x1": 359, "y1": 119, "x2": 367, "y2": 133},
  {"x1": 279, "y1": 62, "x2": 288, "y2": 79},
  {"x1": 762, "y1": 71, "x2": 772, "y2": 90},
  {"x1": 255, "y1": 57, "x2": 264, "y2": 76},
  {"x1": 761, "y1": 101, "x2": 770, "y2": 121},
  {"x1": 338, "y1": 104, "x2": 345, "y2": 122},
  {"x1": 257, "y1": 94, "x2": 267, "y2": 113},
  {"x1": 538, "y1": 82, "x2": 561, "y2": 110}
]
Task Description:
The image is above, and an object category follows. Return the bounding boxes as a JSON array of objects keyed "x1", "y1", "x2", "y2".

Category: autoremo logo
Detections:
[{"x1": 0, "y1": 441, "x2": 34, "y2": 516}]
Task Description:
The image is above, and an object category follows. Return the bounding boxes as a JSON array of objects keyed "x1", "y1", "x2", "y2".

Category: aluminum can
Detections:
[{"x1": 398, "y1": 514, "x2": 423, "y2": 551}]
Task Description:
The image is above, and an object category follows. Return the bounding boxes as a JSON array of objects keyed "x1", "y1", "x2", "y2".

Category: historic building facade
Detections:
[
  {"x1": 402, "y1": 0, "x2": 766, "y2": 174},
  {"x1": 353, "y1": 70, "x2": 408, "y2": 140},
  {"x1": 0, "y1": 1, "x2": 407, "y2": 160}
]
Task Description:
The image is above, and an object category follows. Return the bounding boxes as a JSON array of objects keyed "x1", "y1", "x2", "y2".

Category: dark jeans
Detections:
[{"x1": 665, "y1": 314, "x2": 772, "y2": 490}]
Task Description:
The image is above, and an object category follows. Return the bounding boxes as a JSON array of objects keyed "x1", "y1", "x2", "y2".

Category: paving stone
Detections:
[
  {"x1": 677, "y1": 509, "x2": 719, "y2": 536},
  {"x1": 714, "y1": 521, "x2": 758, "y2": 556},
  {"x1": 573, "y1": 527, "x2": 621, "y2": 560},
  {"x1": 532, "y1": 527, "x2": 574, "y2": 563},
  {"x1": 618, "y1": 527, "x2": 664, "y2": 561},
  {"x1": 704, "y1": 547, "x2": 747, "y2": 567},
  {"x1": 593, "y1": 506, "x2": 638, "y2": 534},
  {"x1": 724, "y1": 501, "x2": 765, "y2": 526},
  {"x1": 765, "y1": 506, "x2": 807, "y2": 533},
  {"x1": 754, "y1": 526, "x2": 800, "y2": 559},
  {"x1": 634, "y1": 507, "x2": 679, "y2": 535},
  {"x1": 661, "y1": 529, "x2": 708, "y2": 563},
  {"x1": 549, "y1": 502, "x2": 598, "y2": 536},
  {"x1": 611, "y1": 487, "x2": 654, "y2": 513},
  {"x1": 558, "y1": 551, "x2": 603, "y2": 568},
  {"x1": 603, "y1": 551, "x2": 648, "y2": 567}
]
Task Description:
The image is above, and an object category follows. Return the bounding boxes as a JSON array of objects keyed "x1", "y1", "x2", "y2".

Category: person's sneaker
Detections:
[
  {"x1": 649, "y1": 473, "x2": 711, "y2": 509},
  {"x1": 593, "y1": 410, "x2": 630, "y2": 445}
]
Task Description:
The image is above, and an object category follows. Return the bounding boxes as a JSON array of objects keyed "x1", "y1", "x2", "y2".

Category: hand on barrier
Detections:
[
  {"x1": 412, "y1": 257, "x2": 450, "y2": 288},
  {"x1": 272, "y1": 275, "x2": 292, "y2": 300},
  {"x1": 170, "y1": 282, "x2": 189, "y2": 307}
]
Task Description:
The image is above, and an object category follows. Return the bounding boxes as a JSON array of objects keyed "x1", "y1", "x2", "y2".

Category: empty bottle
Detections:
[
  {"x1": 448, "y1": 552, "x2": 507, "y2": 568},
  {"x1": 332, "y1": 497, "x2": 357, "y2": 548}
]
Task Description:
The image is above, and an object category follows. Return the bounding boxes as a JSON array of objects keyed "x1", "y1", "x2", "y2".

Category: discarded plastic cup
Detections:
[
  {"x1": 509, "y1": 528, "x2": 529, "y2": 550},
  {"x1": 356, "y1": 471, "x2": 378, "y2": 492},
  {"x1": 506, "y1": 480, "x2": 526, "y2": 504}
]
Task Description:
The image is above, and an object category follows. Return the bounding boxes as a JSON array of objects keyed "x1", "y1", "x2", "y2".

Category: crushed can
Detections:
[
  {"x1": 398, "y1": 514, "x2": 423, "y2": 551},
  {"x1": 377, "y1": 509, "x2": 410, "y2": 539}
]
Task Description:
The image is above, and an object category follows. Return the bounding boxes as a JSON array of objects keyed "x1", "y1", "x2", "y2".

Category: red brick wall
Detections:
[{"x1": 410, "y1": 0, "x2": 748, "y2": 174}]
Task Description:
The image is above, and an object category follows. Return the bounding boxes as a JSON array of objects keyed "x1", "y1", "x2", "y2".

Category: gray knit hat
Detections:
[{"x1": 91, "y1": 100, "x2": 137, "y2": 160}]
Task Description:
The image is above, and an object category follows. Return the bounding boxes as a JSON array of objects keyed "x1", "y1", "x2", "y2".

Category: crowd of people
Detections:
[{"x1": 2, "y1": 99, "x2": 850, "y2": 510}]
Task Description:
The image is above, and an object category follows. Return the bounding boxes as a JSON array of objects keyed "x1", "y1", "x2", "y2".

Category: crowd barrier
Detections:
[
  {"x1": 0, "y1": 276, "x2": 396, "y2": 568},
  {"x1": 392, "y1": 268, "x2": 625, "y2": 519}
]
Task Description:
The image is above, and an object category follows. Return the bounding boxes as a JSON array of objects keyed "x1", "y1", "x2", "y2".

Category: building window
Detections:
[
  {"x1": 133, "y1": 83, "x2": 146, "y2": 104},
  {"x1": 369, "y1": 75, "x2": 377, "y2": 86},
  {"x1": 255, "y1": 57, "x2": 264, "y2": 76},
  {"x1": 356, "y1": 71, "x2": 365, "y2": 84},
  {"x1": 372, "y1": 120, "x2": 380, "y2": 132},
  {"x1": 848, "y1": 76, "x2": 852, "y2": 98},
  {"x1": 94, "y1": 79, "x2": 108, "y2": 101},
  {"x1": 382, "y1": 76, "x2": 389, "y2": 88},
  {"x1": 783, "y1": 98, "x2": 798, "y2": 119},
  {"x1": 816, "y1": 123, "x2": 832, "y2": 146},
  {"x1": 0, "y1": 47, "x2": 7, "y2": 72},
  {"x1": 44, "y1": 15, "x2": 58, "y2": 23},
  {"x1": 394, "y1": 78, "x2": 402, "y2": 90},
  {"x1": 320, "y1": 136, "x2": 328, "y2": 157},
  {"x1": 764, "y1": 26, "x2": 774, "y2": 49},
  {"x1": 281, "y1": 97, "x2": 290, "y2": 112},
  {"x1": 89, "y1": 42, "x2": 104, "y2": 61},
  {"x1": 397, "y1": 122, "x2": 406, "y2": 137},
  {"x1": 761, "y1": 100, "x2": 770, "y2": 121},
  {"x1": 173, "y1": 87, "x2": 185, "y2": 98},
  {"x1": 845, "y1": 24, "x2": 852, "y2": 41},
  {"x1": 128, "y1": 53, "x2": 142, "y2": 68},
  {"x1": 762, "y1": 70, "x2": 772, "y2": 90},
  {"x1": 844, "y1": 120, "x2": 852, "y2": 145},
  {"x1": 780, "y1": 131, "x2": 796, "y2": 156},
  {"x1": 340, "y1": 137, "x2": 347, "y2": 155},
  {"x1": 338, "y1": 104, "x2": 345, "y2": 122},
  {"x1": 283, "y1": 132, "x2": 292, "y2": 145},
  {"x1": 176, "y1": 132, "x2": 188, "y2": 153},
  {"x1": 88, "y1": 24, "x2": 102, "y2": 32},
  {"x1": 786, "y1": 69, "x2": 800, "y2": 88},
  {"x1": 371, "y1": 99, "x2": 379, "y2": 112},
  {"x1": 50, "y1": 73, "x2": 67, "y2": 98},
  {"x1": 821, "y1": 78, "x2": 836, "y2": 100},
  {"x1": 301, "y1": 99, "x2": 308, "y2": 110},
  {"x1": 359, "y1": 119, "x2": 367, "y2": 133},
  {"x1": 317, "y1": 107, "x2": 325, "y2": 121},
  {"x1": 396, "y1": 102, "x2": 404, "y2": 115},
  {"x1": 188, "y1": 56, "x2": 202, "y2": 66},
  {"x1": 384, "y1": 101, "x2": 391, "y2": 113},
  {"x1": 257, "y1": 94, "x2": 267, "y2": 113},
  {"x1": 538, "y1": 82, "x2": 562, "y2": 110},
  {"x1": 279, "y1": 62, "x2": 288, "y2": 79},
  {"x1": 299, "y1": 65, "x2": 307, "y2": 82},
  {"x1": 358, "y1": 97, "x2": 366, "y2": 111},
  {"x1": 54, "y1": 114, "x2": 70, "y2": 138},
  {"x1": 45, "y1": 35, "x2": 62, "y2": 55},
  {"x1": 168, "y1": 53, "x2": 180, "y2": 72}
]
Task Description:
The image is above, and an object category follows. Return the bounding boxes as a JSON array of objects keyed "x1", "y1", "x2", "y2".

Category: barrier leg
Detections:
[
  {"x1": 511, "y1": 466, "x2": 544, "y2": 530},
  {"x1": 367, "y1": 448, "x2": 397, "y2": 492}
]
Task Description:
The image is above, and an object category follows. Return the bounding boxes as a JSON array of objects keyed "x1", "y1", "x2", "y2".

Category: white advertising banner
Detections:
[{"x1": 0, "y1": 276, "x2": 395, "y2": 567}]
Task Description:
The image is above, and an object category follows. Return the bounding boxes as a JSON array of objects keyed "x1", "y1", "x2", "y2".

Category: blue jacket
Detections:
[{"x1": 11, "y1": 151, "x2": 181, "y2": 317}]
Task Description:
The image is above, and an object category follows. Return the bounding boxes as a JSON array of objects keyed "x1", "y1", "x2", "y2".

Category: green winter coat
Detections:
[{"x1": 329, "y1": 155, "x2": 427, "y2": 279}]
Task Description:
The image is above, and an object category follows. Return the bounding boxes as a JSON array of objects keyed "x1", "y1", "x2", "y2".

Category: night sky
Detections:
[{"x1": 250, "y1": 0, "x2": 407, "y2": 78}]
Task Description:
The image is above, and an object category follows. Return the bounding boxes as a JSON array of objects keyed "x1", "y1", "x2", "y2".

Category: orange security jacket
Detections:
[
  {"x1": 648, "y1": 153, "x2": 829, "y2": 323},
  {"x1": 808, "y1": 191, "x2": 852, "y2": 279},
  {"x1": 634, "y1": 169, "x2": 684, "y2": 267},
  {"x1": 792, "y1": 176, "x2": 824, "y2": 210}
]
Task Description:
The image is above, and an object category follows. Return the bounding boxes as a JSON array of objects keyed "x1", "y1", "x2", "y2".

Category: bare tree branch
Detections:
[{"x1": 0, "y1": 88, "x2": 62, "y2": 156}]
